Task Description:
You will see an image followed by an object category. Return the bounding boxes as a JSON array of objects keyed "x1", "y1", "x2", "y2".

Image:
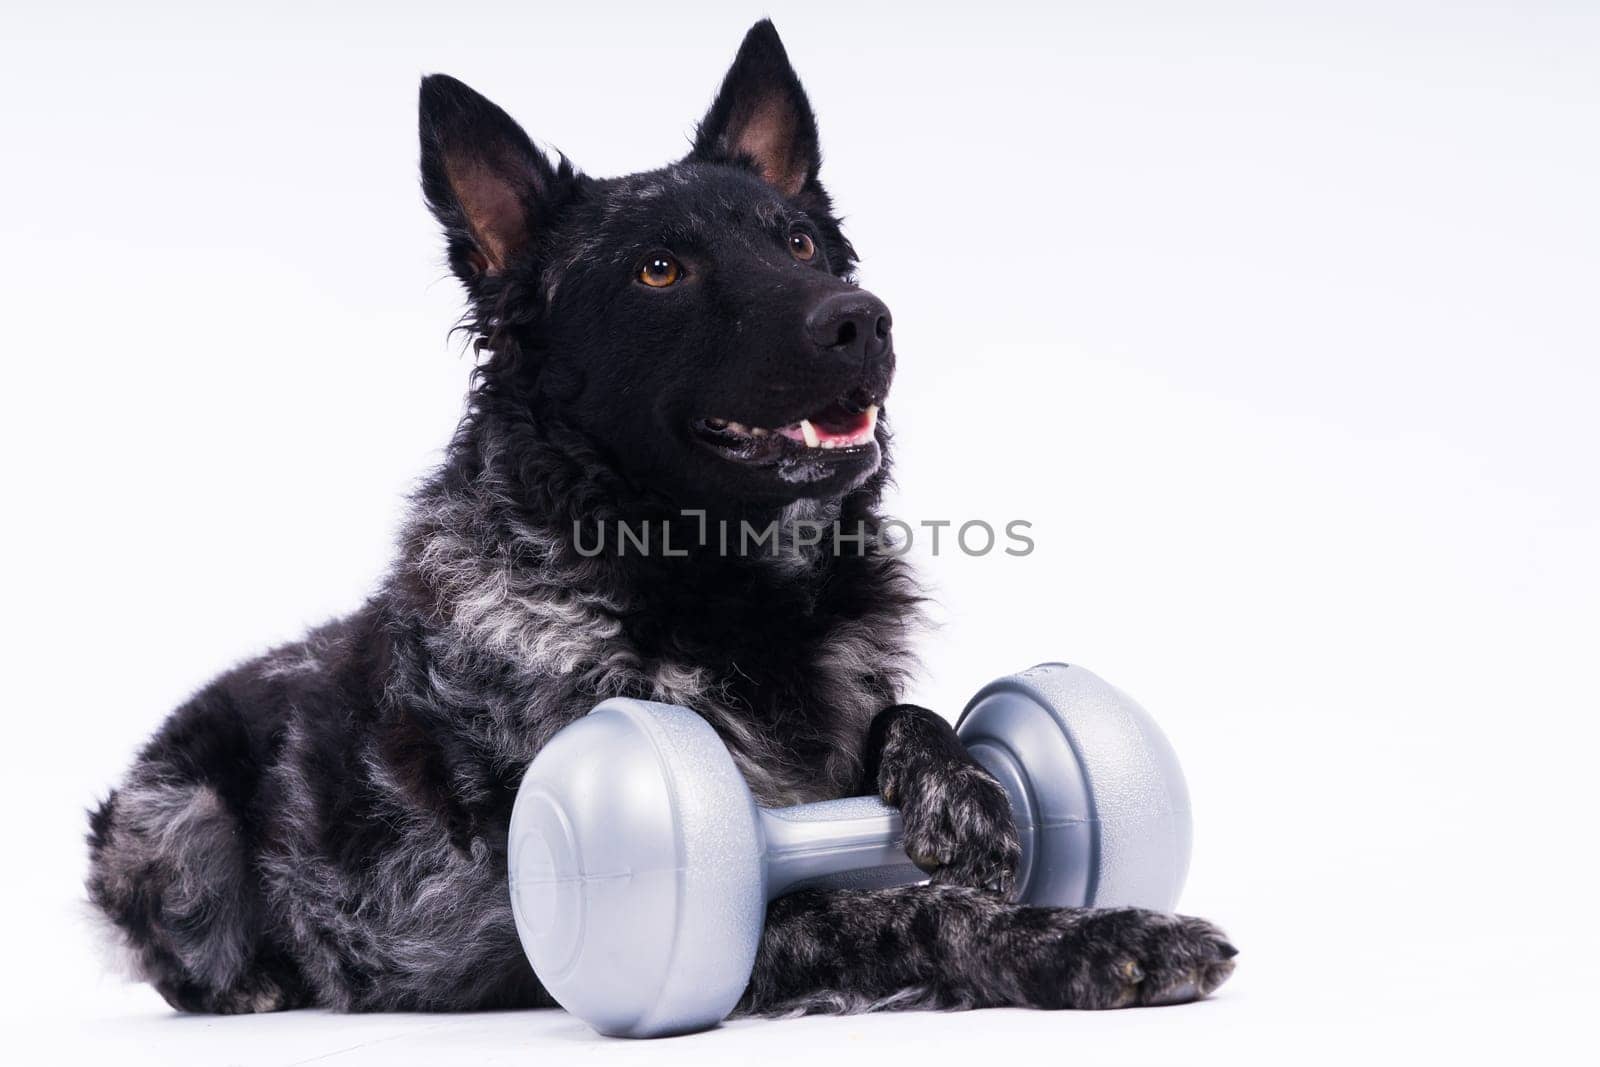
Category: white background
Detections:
[{"x1": 2, "y1": 1, "x2": 1596, "y2": 1063}]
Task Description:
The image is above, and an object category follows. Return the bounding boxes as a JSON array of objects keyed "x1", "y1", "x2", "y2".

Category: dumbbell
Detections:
[{"x1": 507, "y1": 663, "x2": 1192, "y2": 1038}]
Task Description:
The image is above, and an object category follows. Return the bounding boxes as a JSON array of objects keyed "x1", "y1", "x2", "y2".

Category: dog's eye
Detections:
[
  {"x1": 638, "y1": 254, "x2": 682, "y2": 288},
  {"x1": 788, "y1": 231, "x2": 817, "y2": 262}
]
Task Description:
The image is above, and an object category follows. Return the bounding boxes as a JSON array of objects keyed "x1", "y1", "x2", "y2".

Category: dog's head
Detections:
[{"x1": 419, "y1": 21, "x2": 894, "y2": 510}]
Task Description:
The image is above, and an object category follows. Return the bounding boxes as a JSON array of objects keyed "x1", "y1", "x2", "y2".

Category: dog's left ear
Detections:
[
  {"x1": 690, "y1": 20, "x2": 821, "y2": 198},
  {"x1": 419, "y1": 74, "x2": 572, "y2": 285}
]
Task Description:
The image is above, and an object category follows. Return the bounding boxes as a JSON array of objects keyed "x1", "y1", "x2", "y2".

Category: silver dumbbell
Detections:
[{"x1": 508, "y1": 663, "x2": 1192, "y2": 1037}]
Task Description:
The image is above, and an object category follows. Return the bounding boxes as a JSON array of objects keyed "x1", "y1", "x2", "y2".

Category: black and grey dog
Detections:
[{"x1": 87, "y1": 21, "x2": 1235, "y2": 1018}]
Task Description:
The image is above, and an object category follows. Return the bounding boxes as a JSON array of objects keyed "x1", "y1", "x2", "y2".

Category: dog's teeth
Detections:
[
  {"x1": 726, "y1": 421, "x2": 748, "y2": 435},
  {"x1": 799, "y1": 419, "x2": 821, "y2": 448},
  {"x1": 751, "y1": 427, "x2": 768, "y2": 437},
  {"x1": 706, "y1": 417, "x2": 728, "y2": 429},
  {"x1": 864, "y1": 405, "x2": 879, "y2": 434}
]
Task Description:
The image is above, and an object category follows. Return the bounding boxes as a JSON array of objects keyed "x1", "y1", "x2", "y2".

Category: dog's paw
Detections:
[
  {"x1": 1040, "y1": 908, "x2": 1238, "y2": 1009},
  {"x1": 899, "y1": 763, "x2": 1022, "y2": 893},
  {"x1": 875, "y1": 705, "x2": 1021, "y2": 893}
]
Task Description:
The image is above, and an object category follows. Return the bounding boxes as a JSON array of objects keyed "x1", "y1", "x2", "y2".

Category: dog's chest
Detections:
[
  {"x1": 418, "y1": 518, "x2": 913, "y2": 804},
  {"x1": 607, "y1": 603, "x2": 901, "y2": 806}
]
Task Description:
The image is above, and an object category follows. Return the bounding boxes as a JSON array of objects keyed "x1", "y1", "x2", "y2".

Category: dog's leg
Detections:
[
  {"x1": 86, "y1": 687, "x2": 311, "y2": 1014},
  {"x1": 866, "y1": 705, "x2": 1022, "y2": 891},
  {"x1": 88, "y1": 779, "x2": 310, "y2": 1013},
  {"x1": 739, "y1": 885, "x2": 1237, "y2": 1015}
]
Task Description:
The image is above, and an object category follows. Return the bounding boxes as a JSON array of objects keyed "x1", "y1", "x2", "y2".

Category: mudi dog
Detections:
[{"x1": 87, "y1": 20, "x2": 1236, "y2": 1017}]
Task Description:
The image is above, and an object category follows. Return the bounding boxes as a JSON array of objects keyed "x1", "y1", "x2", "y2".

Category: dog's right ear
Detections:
[{"x1": 419, "y1": 74, "x2": 570, "y2": 286}]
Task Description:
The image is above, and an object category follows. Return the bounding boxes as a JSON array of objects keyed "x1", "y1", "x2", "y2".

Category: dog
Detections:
[{"x1": 86, "y1": 20, "x2": 1235, "y2": 1017}]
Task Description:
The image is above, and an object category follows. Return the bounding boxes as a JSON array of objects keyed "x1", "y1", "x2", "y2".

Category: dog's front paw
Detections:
[
  {"x1": 1043, "y1": 908, "x2": 1238, "y2": 1009},
  {"x1": 873, "y1": 704, "x2": 1021, "y2": 893}
]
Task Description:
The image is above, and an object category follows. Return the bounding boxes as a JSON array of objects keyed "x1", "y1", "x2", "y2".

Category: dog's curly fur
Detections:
[{"x1": 86, "y1": 19, "x2": 1234, "y2": 1018}]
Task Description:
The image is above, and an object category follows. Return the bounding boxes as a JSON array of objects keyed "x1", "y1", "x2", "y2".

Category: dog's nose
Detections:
[{"x1": 806, "y1": 291, "x2": 892, "y2": 362}]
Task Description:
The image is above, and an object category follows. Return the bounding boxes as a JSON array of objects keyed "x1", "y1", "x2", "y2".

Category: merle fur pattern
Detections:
[{"x1": 86, "y1": 20, "x2": 1235, "y2": 1019}]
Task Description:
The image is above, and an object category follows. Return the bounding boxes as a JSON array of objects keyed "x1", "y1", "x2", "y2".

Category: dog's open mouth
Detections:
[{"x1": 692, "y1": 395, "x2": 880, "y2": 463}]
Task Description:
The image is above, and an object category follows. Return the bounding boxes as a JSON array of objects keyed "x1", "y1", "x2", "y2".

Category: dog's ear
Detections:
[
  {"x1": 419, "y1": 74, "x2": 570, "y2": 284},
  {"x1": 690, "y1": 20, "x2": 821, "y2": 198}
]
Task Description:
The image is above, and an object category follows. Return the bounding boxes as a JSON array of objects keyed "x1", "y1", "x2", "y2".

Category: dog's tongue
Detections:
[{"x1": 776, "y1": 405, "x2": 878, "y2": 448}]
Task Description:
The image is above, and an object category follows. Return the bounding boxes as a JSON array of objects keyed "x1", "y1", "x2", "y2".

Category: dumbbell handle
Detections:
[{"x1": 760, "y1": 796, "x2": 922, "y2": 898}]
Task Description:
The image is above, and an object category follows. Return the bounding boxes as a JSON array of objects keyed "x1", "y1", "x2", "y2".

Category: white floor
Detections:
[
  {"x1": 18, "y1": 867, "x2": 1584, "y2": 1067},
  {"x1": 32, "y1": 971, "x2": 1581, "y2": 1067}
]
